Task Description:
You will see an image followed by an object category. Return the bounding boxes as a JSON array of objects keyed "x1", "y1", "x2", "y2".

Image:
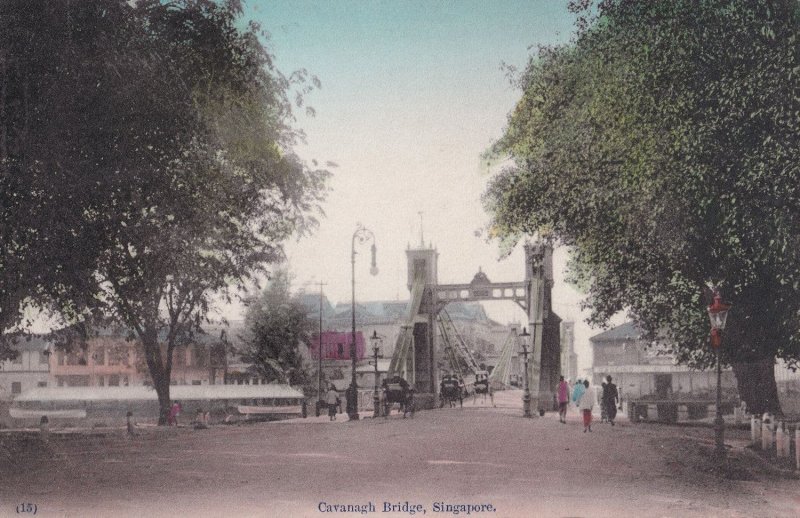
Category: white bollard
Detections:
[
  {"x1": 783, "y1": 424, "x2": 792, "y2": 459},
  {"x1": 752, "y1": 417, "x2": 762, "y2": 448},
  {"x1": 762, "y1": 422, "x2": 773, "y2": 451},
  {"x1": 795, "y1": 428, "x2": 800, "y2": 470},
  {"x1": 776, "y1": 422, "x2": 786, "y2": 457}
]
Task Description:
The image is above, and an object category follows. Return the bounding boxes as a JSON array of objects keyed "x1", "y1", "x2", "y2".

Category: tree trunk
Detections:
[
  {"x1": 731, "y1": 357, "x2": 782, "y2": 416},
  {"x1": 154, "y1": 374, "x2": 171, "y2": 426},
  {"x1": 140, "y1": 328, "x2": 172, "y2": 425}
]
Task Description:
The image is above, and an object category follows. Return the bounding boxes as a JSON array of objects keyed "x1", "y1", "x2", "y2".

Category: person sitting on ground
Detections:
[
  {"x1": 193, "y1": 408, "x2": 208, "y2": 429},
  {"x1": 126, "y1": 411, "x2": 138, "y2": 437}
]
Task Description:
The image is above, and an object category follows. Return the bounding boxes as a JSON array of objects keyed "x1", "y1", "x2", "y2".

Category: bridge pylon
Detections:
[{"x1": 388, "y1": 239, "x2": 561, "y2": 413}]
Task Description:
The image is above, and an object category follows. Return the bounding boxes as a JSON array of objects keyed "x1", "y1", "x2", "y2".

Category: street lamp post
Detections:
[
  {"x1": 316, "y1": 281, "x2": 327, "y2": 417},
  {"x1": 370, "y1": 330, "x2": 383, "y2": 418},
  {"x1": 349, "y1": 223, "x2": 378, "y2": 421},
  {"x1": 707, "y1": 290, "x2": 731, "y2": 461},
  {"x1": 519, "y1": 327, "x2": 532, "y2": 418}
]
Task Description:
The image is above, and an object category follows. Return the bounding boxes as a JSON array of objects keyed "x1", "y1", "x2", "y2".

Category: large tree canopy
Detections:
[
  {"x1": 484, "y1": 0, "x2": 800, "y2": 414},
  {"x1": 1, "y1": 0, "x2": 328, "y2": 421},
  {"x1": 239, "y1": 270, "x2": 314, "y2": 394}
]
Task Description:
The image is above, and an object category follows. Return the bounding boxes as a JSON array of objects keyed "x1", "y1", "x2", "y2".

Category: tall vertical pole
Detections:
[
  {"x1": 317, "y1": 281, "x2": 326, "y2": 407},
  {"x1": 715, "y1": 345, "x2": 725, "y2": 459},
  {"x1": 373, "y1": 339, "x2": 381, "y2": 418},
  {"x1": 350, "y1": 233, "x2": 359, "y2": 420},
  {"x1": 520, "y1": 327, "x2": 532, "y2": 418},
  {"x1": 523, "y1": 347, "x2": 531, "y2": 418}
]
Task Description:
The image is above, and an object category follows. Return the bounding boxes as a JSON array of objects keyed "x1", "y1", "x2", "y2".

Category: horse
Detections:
[
  {"x1": 439, "y1": 375, "x2": 463, "y2": 408},
  {"x1": 382, "y1": 376, "x2": 414, "y2": 418}
]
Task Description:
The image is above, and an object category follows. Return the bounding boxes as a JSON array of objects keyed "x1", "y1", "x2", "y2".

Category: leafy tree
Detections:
[
  {"x1": 484, "y1": 0, "x2": 800, "y2": 414},
  {"x1": 240, "y1": 270, "x2": 314, "y2": 394},
  {"x1": 1, "y1": 0, "x2": 328, "y2": 422}
]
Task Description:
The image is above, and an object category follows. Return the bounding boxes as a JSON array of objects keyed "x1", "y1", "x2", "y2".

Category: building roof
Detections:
[
  {"x1": 4, "y1": 334, "x2": 52, "y2": 352},
  {"x1": 298, "y1": 293, "x2": 335, "y2": 318},
  {"x1": 14, "y1": 384, "x2": 303, "y2": 402},
  {"x1": 589, "y1": 322, "x2": 645, "y2": 344}
]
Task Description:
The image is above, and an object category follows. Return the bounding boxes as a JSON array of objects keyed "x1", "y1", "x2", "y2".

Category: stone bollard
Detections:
[
  {"x1": 762, "y1": 421, "x2": 773, "y2": 452},
  {"x1": 776, "y1": 422, "x2": 787, "y2": 457},
  {"x1": 39, "y1": 415, "x2": 50, "y2": 444},
  {"x1": 782, "y1": 423, "x2": 792, "y2": 459},
  {"x1": 677, "y1": 405, "x2": 689, "y2": 422},
  {"x1": 751, "y1": 416, "x2": 762, "y2": 448},
  {"x1": 795, "y1": 428, "x2": 800, "y2": 470}
]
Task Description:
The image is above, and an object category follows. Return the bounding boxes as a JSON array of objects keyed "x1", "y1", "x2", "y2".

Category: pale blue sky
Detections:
[{"x1": 236, "y1": 1, "x2": 605, "y2": 372}]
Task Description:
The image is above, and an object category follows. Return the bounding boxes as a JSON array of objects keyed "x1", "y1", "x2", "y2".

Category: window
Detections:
[
  {"x1": 66, "y1": 350, "x2": 87, "y2": 366},
  {"x1": 108, "y1": 375, "x2": 120, "y2": 387},
  {"x1": 193, "y1": 346, "x2": 208, "y2": 368},
  {"x1": 37, "y1": 381, "x2": 47, "y2": 388},
  {"x1": 107, "y1": 345, "x2": 129, "y2": 367},
  {"x1": 39, "y1": 351, "x2": 50, "y2": 365},
  {"x1": 12, "y1": 353, "x2": 22, "y2": 365},
  {"x1": 174, "y1": 347, "x2": 187, "y2": 367},
  {"x1": 192, "y1": 380, "x2": 202, "y2": 385},
  {"x1": 11, "y1": 382, "x2": 22, "y2": 394},
  {"x1": 98, "y1": 376, "x2": 105, "y2": 387},
  {"x1": 92, "y1": 347, "x2": 105, "y2": 366},
  {"x1": 337, "y1": 343, "x2": 344, "y2": 358}
]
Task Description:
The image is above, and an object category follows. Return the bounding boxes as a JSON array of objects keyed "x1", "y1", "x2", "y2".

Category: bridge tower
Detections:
[
  {"x1": 405, "y1": 243, "x2": 439, "y2": 407},
  {"x1": 524, "y1": 241, "x2": 562, "y2": 412},
  {"x1": 393, "y1": 238, "x2": 562, "y2": 414}
]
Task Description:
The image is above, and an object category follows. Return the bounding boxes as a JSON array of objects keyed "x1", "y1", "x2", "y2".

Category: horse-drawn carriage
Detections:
[
  {"x1": 439, "y1": 374, "x2": 464, "y2": 408},
  {"x1": 473, "y1": 371, "x2": 494, "y2": 406},
  {"x1": 381, "y1": 375, "x2": 414, "y2": 418}
]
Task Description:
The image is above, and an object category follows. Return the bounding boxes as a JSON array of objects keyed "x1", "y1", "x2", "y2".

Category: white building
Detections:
[{"x1": 0, "y1": 336, "x2": 51, "y2": 400}]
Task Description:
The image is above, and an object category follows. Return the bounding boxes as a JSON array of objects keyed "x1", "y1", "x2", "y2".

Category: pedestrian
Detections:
[
  {"x1": 571, "y1": 378, "x2": 585, "y2": 408},
  {"x1": 326, "y1": 384, "x2": 339, "y2": 421},
  {"x1": 578, "y1": 380, "x2": 595, "y2": 432},
  {"x1": 126, "y1": 411, "x2": 138, "y2": 437},
  {"x1": 600, "y1": 379, "x2": 608, "y2": 423},
  {"x1": 168, "y1": 401, "x2": 182, "y2": 426},
  {"x1": 557, "y1": 375, "x2": 570, "y2": 423},
  {"x1": 604, "y1": 376, "x2": 619, "y2": 426}
]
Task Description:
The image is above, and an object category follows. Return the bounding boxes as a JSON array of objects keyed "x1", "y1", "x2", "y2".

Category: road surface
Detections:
[{"x1": 1, "y1": 390, "x2": 797, "y2": 517}]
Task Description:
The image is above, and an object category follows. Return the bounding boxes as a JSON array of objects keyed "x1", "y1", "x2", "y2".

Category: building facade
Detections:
[
  {"x1": 0, "y1": 336, "x2": 51, "y2": 400},
  {"x1": 590, "y1": 322, "x2": 737, "y2": 402},
  {"x1": 560, "y1": 321, "x2": 578, "y2": 382}
]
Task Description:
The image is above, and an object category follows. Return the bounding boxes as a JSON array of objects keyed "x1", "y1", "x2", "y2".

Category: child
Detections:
[{"x1": 578, "y1": 380, "x2": 595, "y2": 432}]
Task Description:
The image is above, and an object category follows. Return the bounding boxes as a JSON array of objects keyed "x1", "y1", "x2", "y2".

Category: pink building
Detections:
[{"x1": 309, "y1": 331, "x2": 365, "y2": 361}]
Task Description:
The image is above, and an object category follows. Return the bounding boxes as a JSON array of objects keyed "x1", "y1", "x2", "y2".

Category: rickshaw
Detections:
[
  {"x1": 439, "y1": 374, "x2": 463, "y2": 408},
  {"x1": 473, "y1": 371, "x2": 494, "y2": 406},
  {"x1": 381, "y1": 375, "x2": 414, "y2": 418}
]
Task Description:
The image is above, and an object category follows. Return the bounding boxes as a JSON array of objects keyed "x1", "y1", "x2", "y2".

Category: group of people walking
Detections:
[{"x1": 556, "y1": 375, "x2": 619, "y2": 432}]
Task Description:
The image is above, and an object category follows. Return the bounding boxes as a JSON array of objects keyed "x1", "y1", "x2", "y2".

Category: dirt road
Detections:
[{"x1": 1, "y1": 391, "x2": 797, "y2": 517}]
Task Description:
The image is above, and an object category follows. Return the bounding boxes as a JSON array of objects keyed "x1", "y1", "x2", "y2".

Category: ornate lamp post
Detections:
[
  {"x1": 519, "y1": 327, "x2": 532, "y2": 418},
  {"x1": 370, "y1": 330, "x2": 383, "y2": 418},
  {"x1": 707, "y1": 290, "x2": 731, "y2": 460},
  {"x1": 349, "y1": 223, "x2": 378, "y2": 420}
]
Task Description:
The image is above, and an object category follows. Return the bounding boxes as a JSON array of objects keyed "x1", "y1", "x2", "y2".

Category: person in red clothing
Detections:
[{"x1": 557, "y1": 375, "x2": 570, "y2": 423}]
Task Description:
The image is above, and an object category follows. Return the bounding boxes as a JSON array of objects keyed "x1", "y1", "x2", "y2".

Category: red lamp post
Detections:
[{"x1": 707, "y1": 291, "x2": 731, "y2": 460}]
